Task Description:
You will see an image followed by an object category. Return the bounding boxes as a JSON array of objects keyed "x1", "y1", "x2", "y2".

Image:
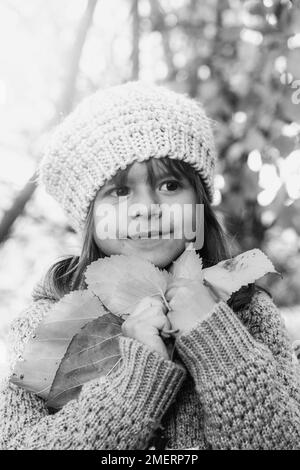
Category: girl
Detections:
[{"x1": 1, "y1": 81, "x2": 299, "y2": 450}]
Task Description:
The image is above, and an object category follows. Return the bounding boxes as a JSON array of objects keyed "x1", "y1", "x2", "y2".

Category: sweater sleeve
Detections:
[
  {"x1": 174, "y1": 292, "x2": 300, "y2": 450},
  {"x1": 0, "y1": 295, "x2": 186, "y2": 450}
]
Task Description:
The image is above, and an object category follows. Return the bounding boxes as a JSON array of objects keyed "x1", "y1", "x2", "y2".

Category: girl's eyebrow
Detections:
[
  {"x1": 158, "y1": 170, "x2": 183, "y2": 179},
  {"x1": 105, "y1": 172, "x2": 128, "y2": 188},
  {"x1": 153, "y1": 168, "x2": 186, "y2": 183},
  {"x1": 101, "y1": 164, "x2": 184, "y2": 190}
]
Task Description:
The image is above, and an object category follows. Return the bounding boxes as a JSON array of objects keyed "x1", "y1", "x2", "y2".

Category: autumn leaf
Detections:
[
  {"x1": 47, "y1": 312, "x2": 123, "y2": 409},
  {"x1": 202, "y1": 249, "x2": 277, "y2": 301},
  {"x1": 85, "y1": 254, "x2": 172, "y2": 315},
  {"x1": 10, "y1": 290, "x2": 105, "y2": 399},
  {"x1": 169, "y1": 249, "x2": 203, "y2": 281}
]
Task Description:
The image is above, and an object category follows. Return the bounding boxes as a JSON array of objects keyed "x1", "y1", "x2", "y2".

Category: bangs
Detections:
[
  {"x1": 110, "y1": 156, "x2": 199, "y2": 188},
  {"x1": 109, "y1": 165, "x2": 131, "y2": 187}
]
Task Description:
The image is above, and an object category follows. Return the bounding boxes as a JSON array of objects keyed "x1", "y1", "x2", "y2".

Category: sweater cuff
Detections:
[
  {"x1": 82, "y1": 334, "x2": 187, "y2": 419},
  {"x1": 175, "y1": 301, "x2": 272, "y2": 385}
]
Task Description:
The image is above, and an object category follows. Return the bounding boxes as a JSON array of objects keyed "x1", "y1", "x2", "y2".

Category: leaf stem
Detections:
[
  {"x1": 106, "y1": 357, "x2": 122, "y2": 377},
  {"x1": 161, "y1": 293, "x2": 170, "y2": 311}
]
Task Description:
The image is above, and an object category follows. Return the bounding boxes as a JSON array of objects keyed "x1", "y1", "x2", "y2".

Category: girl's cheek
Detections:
[
  {"x1": 94, "y1": 203, "x2": 118, "y2": 240},
  {"x1": 165, "y1": 203, "x2": 197, "y2": 242},
  {"x1": 94, "y1": 202, "x2": 129, "y2": 240},
  {"x1": 117, "y1": 201, "x2": 130, "y2": 238}
]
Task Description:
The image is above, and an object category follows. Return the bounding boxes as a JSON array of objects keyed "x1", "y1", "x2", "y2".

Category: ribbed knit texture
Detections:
[
  {"x1": 38, "y1": 81, "x2": 216, "y2": 232},
  {"x1": 1, "y1": 283, "x2": 300, "y2": 450}
]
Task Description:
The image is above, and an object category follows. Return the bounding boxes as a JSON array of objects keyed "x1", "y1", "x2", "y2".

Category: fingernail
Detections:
[{"x1": 161, "y1": 328, "x2": 179, "y2": 338}]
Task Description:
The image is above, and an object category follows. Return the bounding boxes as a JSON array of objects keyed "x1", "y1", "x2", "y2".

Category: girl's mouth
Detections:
[
  {"x1": 127, "y1": 231, "x2": 172, "y2": 240},
  {"x1": 125, "y1": 237, "x2": 167, "y2": 250}
]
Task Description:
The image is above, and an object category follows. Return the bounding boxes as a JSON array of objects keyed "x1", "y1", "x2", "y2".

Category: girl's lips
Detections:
[
  {"x1": 127, "y1": 232, "x2": 173, "y2": 240},
  {"x1": 125, "y1": 237, "x2": 166, "y2": 249}
]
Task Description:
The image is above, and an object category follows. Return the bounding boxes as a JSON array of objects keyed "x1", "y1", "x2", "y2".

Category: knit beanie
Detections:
[{"x1": 38, "y1": 81, "x2": 217, "y2": 233}]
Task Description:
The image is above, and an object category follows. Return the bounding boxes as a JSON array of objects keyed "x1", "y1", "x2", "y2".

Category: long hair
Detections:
[{"x1": 42, "y1": 157, "x2": 266, "y2": 311}]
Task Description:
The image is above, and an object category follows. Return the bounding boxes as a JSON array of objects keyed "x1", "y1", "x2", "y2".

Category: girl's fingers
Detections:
[
  {"x1": 166, "y1": 279, "x2": 191, "y2": 295},
  {"x1": 167, "y1": 278, "x2": 190, "y2": 289},
  {"x1": 130, "y1": 302, "x2": 170, "y2": 330},
  {"x1": 149, "y1": 307, "x2": 172, "y2": 332},
  {"x1": 165, "y1": 283, "x2": 188, "y2": 302},
  {"x1": 165, "y1": 288, "x2": 177, "y2": 302},
  {"x1": 129, "y1": 294, "x2": 176, "y2": 337},
  {"x1": 160, "y1": 328, "x2": 180, "y2": 339},
  {"x1": 130, "y1": 298, "x2": 150, "y2": 317},
  {"x1": 131, "y1": 296, "x2": 164, "y2": 317},
  {"x1": 149, "y1": 295, "x2": 164, "y2": 306},
  {"x1": 162, "y1": 314, "x2": 172, "y2": 331}
]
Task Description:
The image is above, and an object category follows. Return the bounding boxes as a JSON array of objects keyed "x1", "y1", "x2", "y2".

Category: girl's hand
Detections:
[
  {"x1": 165, "y1": 279, "x2": 217, "y2": 338},
  {"x1": 121, "y1": 296, "x2": 173, "y2": 360}
]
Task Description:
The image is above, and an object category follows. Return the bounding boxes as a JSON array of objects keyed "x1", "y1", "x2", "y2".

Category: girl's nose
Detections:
[{"x1": 130, "y1": 188, "x2": 162, "y2": 220}]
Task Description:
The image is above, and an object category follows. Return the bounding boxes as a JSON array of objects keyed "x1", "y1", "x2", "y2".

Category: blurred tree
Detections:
[
  {"x1": 130, "y1": 0, "x2": 140, "y2": 79},
  {"x1": 0, "y1": 0, "x2": 99, "y2": 244}
]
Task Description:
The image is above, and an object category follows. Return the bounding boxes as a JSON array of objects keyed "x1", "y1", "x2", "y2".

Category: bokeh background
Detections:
[{"x1": 1, "y1": 0, "x2": 300, "y2": 374}]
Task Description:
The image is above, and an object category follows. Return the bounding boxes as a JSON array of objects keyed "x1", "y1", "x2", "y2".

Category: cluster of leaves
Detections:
[{"x1": 10, "y1": 248, "x2": 275, "y2": 409}]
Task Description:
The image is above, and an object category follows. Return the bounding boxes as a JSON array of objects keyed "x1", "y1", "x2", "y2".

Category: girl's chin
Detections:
[
  {"x1": 120, "y1": 238, "x2": 184, "y2": 267},
  {"x1": 96, "y1": 238, "x2": 186, "y2": 266},
  {"x1": 125, "y1": 237, "x2": 168, "y2": 249}
]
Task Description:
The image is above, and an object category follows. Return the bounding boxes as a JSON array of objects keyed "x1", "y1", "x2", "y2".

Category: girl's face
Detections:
[{"x1": 92, "y1": 159, "x2": 198, "y2": 268}]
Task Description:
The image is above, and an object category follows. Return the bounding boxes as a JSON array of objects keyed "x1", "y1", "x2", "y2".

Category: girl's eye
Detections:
[
  {"x1": 110, "y1": 186, "x2": 130, "y2": 197},
  {"x1": 107, "y1": 181, "x2": 181, "y2": 197},
  {"x1": 160, "y1": 180, "x2": 181, "y2": 192}
]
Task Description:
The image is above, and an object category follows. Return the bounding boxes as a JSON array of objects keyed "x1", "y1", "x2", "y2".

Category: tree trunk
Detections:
[
  {"x1": 150, "y1": 0, "x2": 177, "y2": 82},
  {"x1": 130, "y1": 0, "x2": 140, "y2": 80},
  {"x1": 0, "y1": 175, "x2": 37, "y2": 242},
  {"x1": 0, "y1": 0, "x2": 99, "y2": 244}
]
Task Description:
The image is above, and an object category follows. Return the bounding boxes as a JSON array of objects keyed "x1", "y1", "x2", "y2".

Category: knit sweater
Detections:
[{"x1": 0, "y1": 281, "x2": 300, "y2": 450}]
